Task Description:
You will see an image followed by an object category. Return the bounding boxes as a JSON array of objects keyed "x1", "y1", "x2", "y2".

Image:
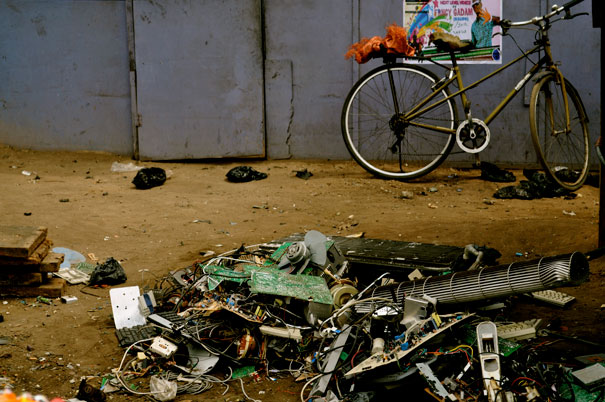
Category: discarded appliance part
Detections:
[
  {"x1": 358, "y1": 252, "x2": 589, "y2": 310},
  {"x1": 528, "y1": 289, "x2": 576, "y2": 307},
  {"x1": 462, "y1": 244, "x2": 484, "y2": 270},
  {"x1": 236, "y1": 332, "x2": 257, "y2": 359},
  {"x1": 305, "y1": 301, "x2": 333, "y2": 326},
  {"x1": 571, "y1": 363, "x2": 605, "y2": 391},
  {"x1": 259, "y1": 325, "x2": 302, "y2": 341},
  {"x1": 149, "y1": 336, "x2": 178, "y2": 358},
  {"x1": 183, "y1": 344, "x2": 219, "y2": 375},
  {"x1": 110, "y1": 286, "x2": 146, "y2": 329},
  {"x1": 496, "y1": 319, "x2": 543, "y2": 341},
  {"x1": 115, "y1": 325, "x2": 160, "y2": 348},
  {"x1": 330, "y1": 283, "x2": 358, "y2": 309},
  {"x1": 60, "y1": 295, "x2": 78, "y2": 304},
  {"x1": 345, "y1": 313, "x2": 474, "y2": 377},
  {"x1": 401, "y1": 295, "x2": 432, "y2": 331},
  {"x1": 416, "y1": 362, "x2": 456, "y2": 401},
  {"x1": 263, "y1": 235, "x2": 464, "y2": 273},
  {"x1": 476, "y1": 321, "x2": 502, "y2": 402},
  {"x1": 371, "y1": 337, "x2": 385, "y2": 355},
  {"x1": 310, "y1": 326, "x2": 352, "y2": 396},
  {"x1": 249, "y1": 269, "x2": 333, "y2": 305},
  {"x1": 54, "y1": 267, "x2": 90, "y2": 284},
  {"x1": 138, "y1": 291, "x2": 156, "y2": 316}
]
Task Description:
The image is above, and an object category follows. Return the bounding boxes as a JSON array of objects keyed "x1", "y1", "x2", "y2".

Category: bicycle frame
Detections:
[{"x1": 397, "y1": 27, "x2": 569, "y2": 136}]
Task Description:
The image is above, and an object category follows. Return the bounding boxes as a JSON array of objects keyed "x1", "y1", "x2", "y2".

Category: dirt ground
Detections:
[{"x1": 0, "y1": 143, "x2": 603, "y2": 401}]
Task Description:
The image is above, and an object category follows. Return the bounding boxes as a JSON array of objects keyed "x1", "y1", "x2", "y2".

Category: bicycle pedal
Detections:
[
  {"x1": 529, "y1": 290, "x2": 575, "y2": 307},
  {"x1": 496, "y1": 319, "x2": 543, "y2": 341}
]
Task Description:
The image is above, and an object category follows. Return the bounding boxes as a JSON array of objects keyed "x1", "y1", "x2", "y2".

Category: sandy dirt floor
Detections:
[{"x1": 0, "y1": 144, "x2": 603, "y2": 401}]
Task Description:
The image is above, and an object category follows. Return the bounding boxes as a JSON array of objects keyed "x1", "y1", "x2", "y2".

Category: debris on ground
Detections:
[
  {"x1": 293, "y1": 169, "x2": 313, "y2": 180},
  {"x1": 479, "y1": 161, "x2": 516, "y2": 182},
  {"x1": 0, "y1": 226, "x2": 66, "y2": 297},
  {"x1": 132, "y1": 167, "x2": 167, "y2": 189},
  {"x1": 88, "y1": 257, "x2": 127, "y2": 286},
  {"x1": 36, "y1": 230, "x2": 595, "y2": 402},
  {"x1": 494, "y1": 169, "x2": 574, "y2": 200},
  {"x1": 226, "y1": 166, "x2": 268, "y2": 183},
  {"x1": 111, "y1": 161, "x2": 143, "y2": 173}
]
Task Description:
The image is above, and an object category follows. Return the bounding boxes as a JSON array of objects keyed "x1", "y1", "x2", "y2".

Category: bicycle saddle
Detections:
[{"x1": 429, "y1": 32, "x2": 473, "y2": 53}]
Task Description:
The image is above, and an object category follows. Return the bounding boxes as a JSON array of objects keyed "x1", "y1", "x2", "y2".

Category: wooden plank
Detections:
[
  {"x1": 0, "y1": 277, "x2": 66, "y2": 298},
  {"x1": 40, "y1": 252, "x2": 64, "y2": 273},
  {"x1": 0, "y1": 239, "x2": 53, "y2": 266},
  {"x1": 0, "y1": 272, "x2": 43, "y2": 286},
  {"x1": 0, "y1": 226, "x2": 48, "y2": 258}
]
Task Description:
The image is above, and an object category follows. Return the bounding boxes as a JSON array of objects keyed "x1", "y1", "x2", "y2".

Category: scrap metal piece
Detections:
[
  {"x1": 357, "y1": 252, "x2": 589, "y2": 311},
  {"x1": 416, "y1": 362, "x2": 456, "y2": 401},
  {"x1": 309, "y1": 327, "x2": 352, "y2": 396}
]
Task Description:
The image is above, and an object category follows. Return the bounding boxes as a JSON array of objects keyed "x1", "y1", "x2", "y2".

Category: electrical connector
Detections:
[{"x1": 149, "y1": 336, "x2": 178, "y2": 358}]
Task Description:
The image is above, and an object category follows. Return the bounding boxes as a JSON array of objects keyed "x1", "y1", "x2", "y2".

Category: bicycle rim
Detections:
[
  {"x1": 342, "y1": 64, "x2": 456, "y2": 180},
  {"x1": 530, "y1": 74, "x2": 589, "y2": 191}
]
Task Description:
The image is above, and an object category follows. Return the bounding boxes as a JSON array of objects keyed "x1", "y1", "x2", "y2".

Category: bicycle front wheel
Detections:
[
  {"x1": 529, "y1": 73, "x2": 590, "y2": 190},
  {"x1": 341, "y1": 64, "x2": 457, "y2": 180}
]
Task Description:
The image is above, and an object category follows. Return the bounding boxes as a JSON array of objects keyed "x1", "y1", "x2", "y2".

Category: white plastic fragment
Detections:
[{"x1": 150, "y1": 375, "x2": 177, "y2": 401}]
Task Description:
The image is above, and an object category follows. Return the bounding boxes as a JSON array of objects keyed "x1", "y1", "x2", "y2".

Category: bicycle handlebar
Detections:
[{"x1": 506, "y1": 0, "x2": 585, "y2": 27}]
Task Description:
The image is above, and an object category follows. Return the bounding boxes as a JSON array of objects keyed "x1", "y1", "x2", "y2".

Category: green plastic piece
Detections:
[{"x1": 231, "y1": 365, "x2": 256, "y2": 379}]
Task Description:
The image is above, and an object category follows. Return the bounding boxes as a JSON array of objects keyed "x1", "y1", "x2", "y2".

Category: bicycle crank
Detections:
[{"x1": 456, "y1": 118, "x2": 490, "y2": 154}]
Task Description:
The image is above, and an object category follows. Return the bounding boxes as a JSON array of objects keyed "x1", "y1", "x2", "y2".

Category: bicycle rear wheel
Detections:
[
  {"x1": 341, "y1": 63, "x2": 457, "y2": 180},
  {"x1": 529, "y1": 73, "x2": 589, "y2": 190}
]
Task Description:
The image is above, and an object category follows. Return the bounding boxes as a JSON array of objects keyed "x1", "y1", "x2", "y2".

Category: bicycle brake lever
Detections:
[{"x1": 499, "y1": 19, "x2": 512, "y2": 35}]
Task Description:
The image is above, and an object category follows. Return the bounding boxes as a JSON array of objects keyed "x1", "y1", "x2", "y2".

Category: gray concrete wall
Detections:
[{"x1": 0, "y1": 0, "x2": 600, "y2": 165}]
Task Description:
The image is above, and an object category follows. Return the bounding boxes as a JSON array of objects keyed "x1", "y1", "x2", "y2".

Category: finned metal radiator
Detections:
[{"x1": 357, "y1": 252, "x2": 589, "y2": 312}]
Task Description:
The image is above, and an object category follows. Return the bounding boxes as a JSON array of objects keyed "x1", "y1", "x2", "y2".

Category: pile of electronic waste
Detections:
[{"x1": 105, "y1": 231, "x2": 603, "y2": 402}]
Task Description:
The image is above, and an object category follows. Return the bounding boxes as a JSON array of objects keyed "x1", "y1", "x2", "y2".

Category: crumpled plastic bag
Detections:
[
  {"x1": 89, "y1": 257, "x2": 127, "y2": 286},
  {"x1": 150, "y1": 375, "x2": 178, "y2": 401},
  {"x1": 345, "y1": 24, "x2": 415, "y2": 64},
  {"x1": 132, "y1": 167, "x2": 167, "y2": 189},
  {"x1": 480, "y1": 162, "x2": 516, "y2": 183},
  {"x1": 493, "y1": 169, "x2": 572, "y2": 200},
  {"x1": 226, "y1": 166, "x2": 268, "y2": 183}
]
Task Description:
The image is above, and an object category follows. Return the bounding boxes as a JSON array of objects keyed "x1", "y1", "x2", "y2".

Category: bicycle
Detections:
[{"x1": 341, "y1": 0, "x2": 590, "y2": 190}]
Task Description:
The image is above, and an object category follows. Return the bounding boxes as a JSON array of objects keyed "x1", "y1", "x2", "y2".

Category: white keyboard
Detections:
[{"x1": 497, "y1": 319, "x2": 543, "y2": 341}]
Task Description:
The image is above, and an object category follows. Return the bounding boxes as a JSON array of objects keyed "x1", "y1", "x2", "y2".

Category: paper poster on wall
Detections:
[{"x1": 403, "y1": 0, "x2": 503, "y2": 63}]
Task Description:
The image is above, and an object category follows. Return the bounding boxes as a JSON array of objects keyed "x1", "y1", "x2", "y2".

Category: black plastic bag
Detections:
[
  {"x1": 494, "y1": 170, "x2": 572, "y2": 200},
  {"x1": 89, "y1": 257, "x2": 127, "y2": 286},
  {"x1": 480, "y1": 162, "x2": 516, "y2": 182},
  {"x1": 226, "y1": 166, "x2": 267, "y2": 183},
  {"x1": 132, "y1": 167, "x2": 166, "y2": 189}
]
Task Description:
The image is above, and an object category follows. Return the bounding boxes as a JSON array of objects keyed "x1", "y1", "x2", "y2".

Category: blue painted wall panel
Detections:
[
  {"x1": 0, "y1": 1, "x2": 132, "y2": 153},
  {"x1": 0, "y1": 0, "x2": 599, "y2": 164}
]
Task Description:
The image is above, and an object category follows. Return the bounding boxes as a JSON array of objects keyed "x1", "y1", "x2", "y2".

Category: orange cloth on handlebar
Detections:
[{"x1": 345, "y1": 23, "x2": 415, "y2": 64}]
